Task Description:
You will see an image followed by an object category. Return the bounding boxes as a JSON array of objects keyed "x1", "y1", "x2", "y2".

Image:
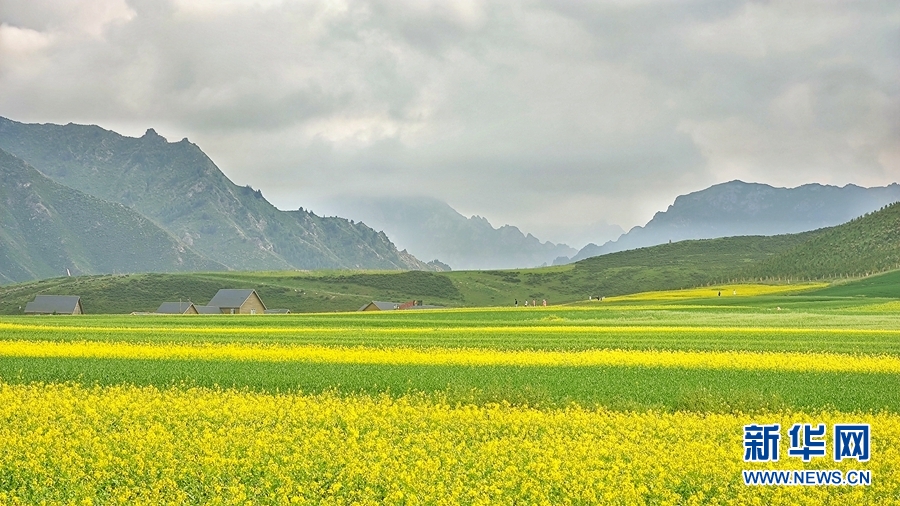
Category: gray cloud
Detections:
[{"x1": 1, "y1": 0, "x2": 897, "y2": 248}]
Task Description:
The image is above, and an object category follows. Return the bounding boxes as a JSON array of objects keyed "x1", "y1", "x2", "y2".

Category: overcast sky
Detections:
[{"x1": 1, "y1": 0, "x2": 898, "y2": 248}]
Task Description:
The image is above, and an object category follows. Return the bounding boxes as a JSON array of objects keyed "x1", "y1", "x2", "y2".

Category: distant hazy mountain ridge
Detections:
[
  {"x1": 327, "y1": 196, "x2": 577, "y2": 270},
  {"x1": 567, "y1": 180, "x2": 900, "y2": 263},
  {"x1": 0, "y1": 116, "x2": 433, "y2": 279}
]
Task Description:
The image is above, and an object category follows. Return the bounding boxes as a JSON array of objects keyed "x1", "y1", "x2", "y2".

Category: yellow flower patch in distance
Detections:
[
  {"x1": 603, "y1": 283, "x2": 828, "y2": 302},
  {"x1": 2, "y1": 340, "x2": 899, "y2": 373},
  {"x1": 844, "y1": 301, "x2": 900, "y2": 313},
  {"x1": 0, "y1": 383, "x2": 897, "y2": 504},
  {"x1": 5, "y1": 321, "x2": 900, "y2": 336}
]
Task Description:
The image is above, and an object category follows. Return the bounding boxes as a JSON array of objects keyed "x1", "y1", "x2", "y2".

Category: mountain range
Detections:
[
  {"x1": 4, "y1": 115, "x2": 900, "y2": 284},
  {"x1": 564, "y1": 180, "x2": 900, "y2": 263},
  {"x1": 0, "y1": 116, "x2": 432, "y2": 283},
  {"x1": 325, "y1": 196, "x2": 577, "y2": 270}
]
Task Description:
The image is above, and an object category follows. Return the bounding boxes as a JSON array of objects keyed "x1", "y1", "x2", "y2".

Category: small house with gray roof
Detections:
[
  {"x1": 359, "y1": 301, "x2": 401, "y2": 311},
  {"x1": 24, "y1": 295, "x2": 84, "y2": 315},
  {"x1": 359, "y1": 300, "x2": 444, "y2": 311},
  {"x1": 156, "y1": 302, "x2": 198, "y2": 315},
  {"x1": 207, "y1": 289, "x2": 266, "y2": 314}
]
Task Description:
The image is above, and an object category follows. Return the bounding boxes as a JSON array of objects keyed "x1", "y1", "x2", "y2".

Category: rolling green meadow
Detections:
[{"x1": 2, "y1": 280, "x2": 900, "y2": 503}]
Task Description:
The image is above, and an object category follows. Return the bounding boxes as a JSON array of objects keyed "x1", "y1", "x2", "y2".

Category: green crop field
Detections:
[
  {"x1": 2, "y1": 286, "x2": 899, "y2": 503},
  {"x1": 3, "y1": 291, "x2": 899, "y2": 412},
  {"x1": 808, "y1": 269, "x2": 900, "y2": 298}
]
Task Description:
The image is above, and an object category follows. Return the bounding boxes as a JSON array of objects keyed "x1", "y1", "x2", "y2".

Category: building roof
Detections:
[
  {"x1": 264, "y1": 308, "x2": 291, "y2": 314},
  {"x1": 207, "y1": 289, "x2": 266, "y2": 310},
  {"x1": 24, "y1": 295, "x2": 82, "y2": 314},
  {"x1": 156, "y1": 302, "x2": 196, "y2": 314},
  {"x1": 195, "y1": 305, "x2": 222, "y2": 314},
  {"x1": 359, "y1": 301, "x2": 401, "y2": 311}
]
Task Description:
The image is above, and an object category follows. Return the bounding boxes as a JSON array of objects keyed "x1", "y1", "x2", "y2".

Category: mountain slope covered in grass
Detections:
[
  {"x1": 744, "y1": 202, "x2": 900, "y2": 280},
  {"x1": 808, "y1": 270, "x2": 900, "y2": 298},
  {"x1": 0, "y1": 148, "x2": 225, "y2": 284},
  {"x1": 492, "y1": 233, "x2": 819, "y2": 303}
]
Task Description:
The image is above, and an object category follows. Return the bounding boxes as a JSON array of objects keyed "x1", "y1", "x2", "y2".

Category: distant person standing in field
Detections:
[
  {"x1": 542, "y1": 299, "x2": 547, "y2": 306},
  {"x1": 524, "y1": 300, "x2": 528, "y2": 307},
  {"x1": 515, "y1": 299, "x2": 518, "y2": 307},
  {"x1": 532, "y1": 299, "x2": 536, "y2": 308}
]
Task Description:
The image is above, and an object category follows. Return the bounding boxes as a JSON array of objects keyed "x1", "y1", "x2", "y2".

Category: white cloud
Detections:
[
  {"x1": 0, "y1": 23, "x2": 52, "y2": 54},
  {"x1": 0, "y1": 0, "x2": 135, "y2": 38},
  {"x1": 0, "y1": 0, "x2": 897, "y2": 235},
  {"x1": 682, "y1": 1, "x2": 856, "y2": 59},
  {"x1": 769, "y1": 83, "x2": 815, "y2": 126},
  {"x1": 0, "y1": 23, "x2": 54, "y2": 80}
]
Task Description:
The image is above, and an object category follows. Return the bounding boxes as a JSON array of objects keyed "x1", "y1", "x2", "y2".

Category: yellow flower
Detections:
[
  {"x1": 0, "y1": 383, "x2": 896, "y2": 504},
  {"x1": 0, "y1": 340, "x2": 898, "y2": 373}
]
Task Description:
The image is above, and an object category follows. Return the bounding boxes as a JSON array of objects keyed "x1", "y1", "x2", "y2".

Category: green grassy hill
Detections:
[
  {"x1": 807, "y1": 270, "x2": 900, "y2": 298},
  {"x1": 437, "y1": 233, "x2": 819, "y2": 307},
  {"x1": 743, "y1": 202, "x2": 900, "y2": 281},
  {"x1": 0, "y1": 271, "x2": 464, "y2": 314}
]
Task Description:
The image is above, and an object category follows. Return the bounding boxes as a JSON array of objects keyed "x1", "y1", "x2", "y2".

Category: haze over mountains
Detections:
[
  {"x1": 351, "y1": 181, "x2": 900, "y2": 271},
  {"x1": 3, "y1": 115, "x2": 900, "y2": 284},
  {"x1": 0, "y1": 116, "x2": 432, "y2": 283},
  {"x1": 324, "y1": 196, "x2": 577, "y2": 270},
  {"x1": 563, "y1": 181, "x2": 900, "y2": 264}
]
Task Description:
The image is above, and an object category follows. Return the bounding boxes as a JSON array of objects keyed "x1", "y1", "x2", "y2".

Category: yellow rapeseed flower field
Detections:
[
  {"x1": 844, "y1": 300, "x2": 900, "y2": 312},
  {"x1": 602, "y1": 283, "x2": 828, "y2": 302},
  {"x1": 1, "y1": 339, "x2": 899, "y2": 373},
  {"x1": 2, "y1": 306, "x2": 897, "y2": 504},
  {"x1": 0, "y1": 383, "x2": 895, "y2": 505},
  {"x1": 8, "y1": 320, "x2": 900, "y2": 338}
]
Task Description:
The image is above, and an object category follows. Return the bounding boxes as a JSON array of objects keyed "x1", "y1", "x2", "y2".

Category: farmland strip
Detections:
[{"x1": 1, "y1": 340, "x2": 899, "y2": 373}]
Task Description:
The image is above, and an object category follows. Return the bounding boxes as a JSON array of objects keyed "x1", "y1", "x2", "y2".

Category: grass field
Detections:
[
  {"x1": 1, "y1": 289, "x2": 898, "y2": 503},
  {"x1": 809, "y1": 269, "x2": 900, "y2": 298}
]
